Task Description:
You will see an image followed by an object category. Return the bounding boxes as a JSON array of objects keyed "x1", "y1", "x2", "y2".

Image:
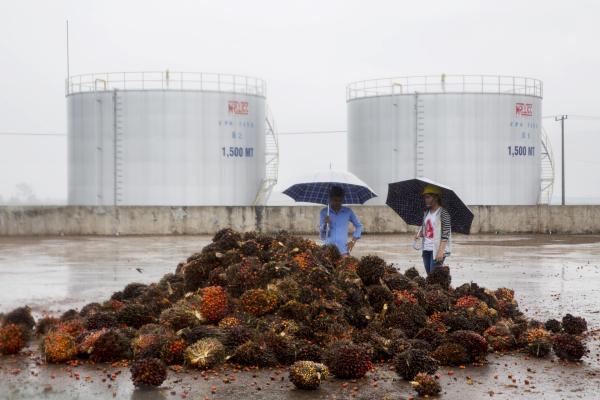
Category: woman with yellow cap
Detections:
[{"x1": 414, "y1": 184, "x2": 451, "y2": 275}]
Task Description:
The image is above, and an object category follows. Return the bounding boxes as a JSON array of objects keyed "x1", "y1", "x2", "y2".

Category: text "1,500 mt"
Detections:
[{"x1": 222, "y1": 146, "x2": 254, "y2": 158}]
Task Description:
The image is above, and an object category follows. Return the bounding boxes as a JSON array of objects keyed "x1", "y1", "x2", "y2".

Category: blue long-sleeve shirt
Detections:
[{"x1": 319, "y1": 206, "x2": 363, "y2": 254}]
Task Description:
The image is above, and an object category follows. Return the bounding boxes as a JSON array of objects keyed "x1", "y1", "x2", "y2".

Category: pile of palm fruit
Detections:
[{"x1": 0, "y1": 229, "x2": 590, "y2": 394}]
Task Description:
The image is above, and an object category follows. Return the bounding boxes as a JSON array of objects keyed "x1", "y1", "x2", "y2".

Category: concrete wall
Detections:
[{"x1": 1, "y1": 205, "x2": 599, "y2": 236}]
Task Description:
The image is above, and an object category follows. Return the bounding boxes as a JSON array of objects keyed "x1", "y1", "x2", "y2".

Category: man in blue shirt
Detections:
[{"x1": 319, "y1": 186, "x2": 363, "y2": 255}]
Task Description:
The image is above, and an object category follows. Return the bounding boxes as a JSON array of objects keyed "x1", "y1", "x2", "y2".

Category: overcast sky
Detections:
[{"x1": 0, "y1": 0, "x2": 598, "y2": 204}]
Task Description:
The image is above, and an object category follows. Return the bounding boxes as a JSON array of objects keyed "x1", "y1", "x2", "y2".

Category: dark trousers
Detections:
[{"x1": 422, "y1": 250, "x2": 444, "y2": 275}]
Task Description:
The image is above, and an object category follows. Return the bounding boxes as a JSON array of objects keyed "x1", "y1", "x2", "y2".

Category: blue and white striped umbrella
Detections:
[
  {"x1": 386, "y1": 177, "x2": 473, "y2": 234},
  {"x1": 283, "y1": 170, "x2": 377, "y2": 205}
]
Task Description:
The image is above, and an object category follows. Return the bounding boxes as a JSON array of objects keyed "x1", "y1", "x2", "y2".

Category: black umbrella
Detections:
[{"x1": 386, "y1": 178, "x2": 474, "y2": 234}]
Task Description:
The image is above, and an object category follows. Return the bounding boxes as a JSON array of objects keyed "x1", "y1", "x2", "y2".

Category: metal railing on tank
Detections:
[
  {"x1": 346, "y1": 74, "x2": 543, "y2": 100},
  {"x1": 65, "y1": 71, "x2": 267, "y2": 97}
]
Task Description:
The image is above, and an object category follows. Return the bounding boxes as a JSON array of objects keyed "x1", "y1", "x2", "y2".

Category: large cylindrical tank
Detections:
[
  {"x1": 347, "y1": 75, "x2": 543, "y2": 205},
  {"x1": 67, "y1": 71, "x2": 266, "y2": 205}
]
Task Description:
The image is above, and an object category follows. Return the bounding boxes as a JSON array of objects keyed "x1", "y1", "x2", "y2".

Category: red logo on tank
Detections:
[
  {"x1": 515, "y1": 103, "x2": 533, "y2": 117},
  {"x1": 228, "y1": 101, "x2": 249, "y2": 115}
]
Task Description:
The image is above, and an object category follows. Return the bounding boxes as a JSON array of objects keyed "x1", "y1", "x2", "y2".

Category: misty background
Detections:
[{"x1": 0, "y1": 0, "x2": 598, "y2": 205}]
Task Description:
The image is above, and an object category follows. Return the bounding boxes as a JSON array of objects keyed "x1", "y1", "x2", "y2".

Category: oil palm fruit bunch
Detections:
[
  {"x1": 184, "y1": 338, "x2": 226, "y2": 369},
  {"x1": 561, "y1": 314, "x2": 587, "y2": 335},
  {"x1": 411, "y1": 372, "x2": 442, "y2": 396},
  {"x1": 553, "y1": 333, "x2": 586, "y2": 361},
  {"x1": 525, "y1": 328, "x2": 552, "y2": 358},
  {"x1": 130, "y1": 357, "x2": 167, "y2": 387},
  {"x1": 3, "y1": 306, "x2": 36, "y2": 334},
  {"x1": 484, "y1": 323, "x2": 515, "y2": 352},
  {"x1": 35, "y1": 317, "x2": 59, "y2": 336},
  {"x1": 394, "y1": 348, "x2": 439, "y2": 380},
  {"x1": 161, "y1": 337, "x2": 186, "y2": 365},
  {"x1": 289, "y1": 361, "x2": 329, "y2": 390},
  {"x1": 426, "y1": 265, "x2": 451, "y2": 290},
  {"x1": 404, "y1": 267, "x2": 421, "y2": 280},
  {"x1": 357, "y1": 255, "x2": 386, "y2": 285},
  {"x1": 431, "y1": 342, "x2": 470, "y2": 366},
  {"x1": 158, "y1": 304, "x2": 199, "y2": 331},
  {"x1": 0, "y1": 324, "x2": 26, "y2": 355},
  {"x1": 90, "y1": 329, "x2": 132, "y2": 362},
  {"x1": 132, "y1": 334, "x2": 166, "y2": 359},
  {"x1": 230, "y1": 340, "x2": 278, "y2": 367},
  {"x1": 85, "y1": 311, "x2": 118, "y2": 330},
  {"x1": 117, "y1": 303, "x2": 155, "y2": 329},
  {"x1": 42, "y1": 331, "x2": 78, "y2": 363},
  {"x1": 324, "y1": 342, "x2": 373, "y2": 379},
  {"x1": 240, "y1": 289, "x2": 279, "y2": 316},
  {"x1": 449, "y1": 330, "x2": 488, "y2": 361},
  {"x1": 544, "y1": 318, "x2": 562, "y2": 333},
  {"x1": 199, "y1": 286, "x2": 229, "y2": 323}
]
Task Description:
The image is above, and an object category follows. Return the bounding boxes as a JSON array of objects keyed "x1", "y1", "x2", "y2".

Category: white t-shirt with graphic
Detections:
[{"x1": 423, "y1": 210, "x2": 437, "y2": 251}]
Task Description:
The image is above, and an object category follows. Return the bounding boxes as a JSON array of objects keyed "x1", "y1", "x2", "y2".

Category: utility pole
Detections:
[
  {"x1": 555, "y1": 115, "x2": 568, "y2": 205},
  {"x1": 66, "y1": 20, "x2": 70, "y2": 79}
]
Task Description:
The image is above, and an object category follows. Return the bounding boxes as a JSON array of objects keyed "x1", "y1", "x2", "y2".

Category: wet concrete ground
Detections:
[{"x1": 0, "y1": 234, "x2": 599, "y2": 399}]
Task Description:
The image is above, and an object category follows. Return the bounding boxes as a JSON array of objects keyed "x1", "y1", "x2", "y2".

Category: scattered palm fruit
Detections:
[{"x1": 289, "y1": 361, "x2": 329, "y2": 390}]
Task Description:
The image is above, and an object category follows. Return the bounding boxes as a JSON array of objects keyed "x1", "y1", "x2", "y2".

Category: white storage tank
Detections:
[
  {"x1": 67, "y1": 71, "x2": 267, "y2": 205},
  {"x1": 347, "y1": 75, "x2": 543, "y2": 205}
]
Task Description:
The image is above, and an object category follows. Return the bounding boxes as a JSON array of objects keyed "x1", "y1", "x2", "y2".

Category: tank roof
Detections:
[
  {"x1": 346, "y1": 74, "x2": 542, "y2": 100},
  {"x1": 66, "y1": 71, "x2": 266, "y2": 97}
]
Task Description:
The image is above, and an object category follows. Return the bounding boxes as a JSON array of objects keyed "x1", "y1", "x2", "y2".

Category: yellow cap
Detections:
[{"x1": 422, "y1": 184, "x2": 442, "y2": 196}]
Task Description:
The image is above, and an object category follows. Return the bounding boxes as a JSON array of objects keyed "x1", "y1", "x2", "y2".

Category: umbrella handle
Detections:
[{"x1": 325, "y1": 203, "x2": 330, "y2": 238}]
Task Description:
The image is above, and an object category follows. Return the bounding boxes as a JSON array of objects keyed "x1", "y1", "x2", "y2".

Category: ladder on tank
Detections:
[
  {"x1": 539, "y1": 127, "x2": 555, "y2": 204},
  {"x1": 253, "y1": 105, "x2": 279, "y2": 206}
]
